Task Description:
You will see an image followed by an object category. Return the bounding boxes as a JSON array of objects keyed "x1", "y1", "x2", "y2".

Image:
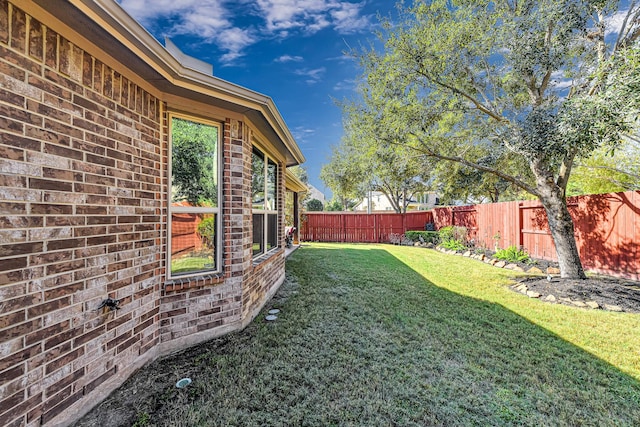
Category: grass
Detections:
[
  {"x1": 79, "y1": 243, "x2": 640, "y2": 426},
  {"x1": 171, "y1": 255, "x2": 214, "y2": 274}
]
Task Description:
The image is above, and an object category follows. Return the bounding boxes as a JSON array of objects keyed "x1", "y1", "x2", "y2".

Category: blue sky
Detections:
[{"x1": 118, "y1": 0, "x2": 394, "y2": 198}]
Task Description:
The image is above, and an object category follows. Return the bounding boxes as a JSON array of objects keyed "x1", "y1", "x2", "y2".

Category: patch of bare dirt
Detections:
[{"x1": 514, "y1": 275, "x2": 640, "y2": 313}]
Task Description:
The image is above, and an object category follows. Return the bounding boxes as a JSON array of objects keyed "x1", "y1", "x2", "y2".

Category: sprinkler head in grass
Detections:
[
  {"x1": 176, "y1": 378, "x2": 192, "y2": 389},
  {"x1": 268, "y1": 309, "x2": 280, "y2": 315},
  {"x1": 265, "y1": 314, "x2": 278, "y2": 321}
]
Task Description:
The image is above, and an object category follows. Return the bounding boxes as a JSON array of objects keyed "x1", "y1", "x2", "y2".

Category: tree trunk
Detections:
[
  {"x1": 530, "y1": 157, "x2": 587, "y2": 279},
  {"x1": 540, "y1": 194, "x2": 586, "y2": 279}
]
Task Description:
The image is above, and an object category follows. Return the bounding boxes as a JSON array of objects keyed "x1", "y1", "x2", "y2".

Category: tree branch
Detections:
[
  {"x1": 406, "y1": 133, "x2": 541, "y2": 197},
  {"x1": 556, "y1": 148, "x2": 577, "y2": 194},
  {"x1": 415, "y1": 68, "x2": 506, "y2": 122}
]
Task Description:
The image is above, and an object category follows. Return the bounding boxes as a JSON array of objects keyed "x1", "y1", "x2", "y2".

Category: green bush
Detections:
[
  {"x1": 404, "y1": 231, "x2": 439, "y2": 244},
  {"x1": 197, "y1": 216, "x2": 216, "y2": 249},
  {"x1": 440, "y1": 238, "x2": 466, "y2": 251},
  {"x1": 438, "y1": 226, "x2": 467, "y2": 242},
  {"x1": 494, "y1": 245, "x2": 530, "y2": 263}
]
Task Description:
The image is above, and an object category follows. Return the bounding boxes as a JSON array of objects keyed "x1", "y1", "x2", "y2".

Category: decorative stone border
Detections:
[
  {"x1": 426, "y1": 245, "x2": 627, "y2": 313},
  {"x1": 510, "y1": 282, "x2": 624, "y2": 312}
]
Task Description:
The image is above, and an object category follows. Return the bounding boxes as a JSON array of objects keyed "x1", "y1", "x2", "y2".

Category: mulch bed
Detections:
[{"x1": 515, "y1": 275, "x2": 640, "y2": 313}]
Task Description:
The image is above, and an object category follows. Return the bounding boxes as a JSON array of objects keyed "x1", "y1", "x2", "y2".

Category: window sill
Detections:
[
  {"x1": 252, "y1": 247, "x2": 283, "y2": 269},
  {"x1": 164, "y1": 271, "x2": 224, "y2": 293}
]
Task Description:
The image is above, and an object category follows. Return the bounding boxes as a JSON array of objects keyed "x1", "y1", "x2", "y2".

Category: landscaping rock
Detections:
[
  {"x1": 604, "y1": 304, "x2": 623, "y2": 312},
  {"x1": 463, "y1": 251, "x2": 471, "y2": 257},
  {"x1": 495, "y1": 261, "x2": 507, "y2": 268},
  {"x1": 526, "y1": 291, "x2": 541, "y2": 298},
  {"x1": 527, "y1": 266, "x2": 543, "y2": 275},
  {"x1": 489, "y1": 259, "x2": 498, "y2": 265},
  {"x1": 546, "y1": 267, "x2": 561, "y2": 275},
  {"x1": 571, "y1": 300, "x2": 587, "y2": 308},
  {"x1": 544, "y1": 294, "x2": 557, "y2": 302},
  {"x1": 585, "y1": 301, "x2": 600, "y2": 309},
  {"x1": 505, "y1": 264, "x2": 524, "y2": 272},
  {"x1": 515, "y1": 284, "x2": 528, "y2": 293},
  {"x1": 414, "y1": 242, "x2": 421, "y2": 247},
  {"x1": 477, "y1": 254, "x2": 485, "y2": 261}
]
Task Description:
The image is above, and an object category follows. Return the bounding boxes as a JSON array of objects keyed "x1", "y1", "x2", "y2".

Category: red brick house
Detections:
[{"x1": 0, "y1": 0, "x2": 305, "y2": 425}]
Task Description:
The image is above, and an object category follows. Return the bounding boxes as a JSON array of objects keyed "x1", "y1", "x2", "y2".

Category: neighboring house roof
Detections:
[
  {"x1": 34, "y1": 0, "x2": 305, "y2": 167},
  {"x1": 307, "y1": 184, "x2": 325, "y2": 203}
]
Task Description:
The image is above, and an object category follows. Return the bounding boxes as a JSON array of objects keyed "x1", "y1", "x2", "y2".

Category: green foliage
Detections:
[
  {"x1": 196, "y1": 217, "x2": 216, "y2": 250},
  {"x1": 132, "y1": 412, "x2": 150, "y2": 427},
  {"x1": 306, "y1": 198, "x2": 324, "y2": 211},
  {"x1": 404, "y1": 230, "x2": 439, "y2": 244},
  {"x1": 347, "y1": 0, "x2": 640, "y2": 278},
  {"x1": 320, "y1": 145, "x2": 365, "y2": 211},
  {"x1": 324, "y1": 199, "x2": 343, "y2": 211},
  {"x1": 494, "y1": 246, "x2": 530, "y2": 264},
  {"x1": 440, "y1": 238, "x2": 466, "y2": 251},
  {"x1": 437, "y1": 226, "x2": 467, "y2": 243},
  {"x1": 171, "y1": 118, "x2": 218, "y2": 206}
]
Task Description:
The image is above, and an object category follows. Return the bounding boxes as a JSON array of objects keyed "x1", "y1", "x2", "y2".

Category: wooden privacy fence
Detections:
[
  {"x1": 433, "y1": 191, "x2": 640, "y2": 280},
  {"x1": 301, "y1": 211, "x2": 434, "y2": 243}
]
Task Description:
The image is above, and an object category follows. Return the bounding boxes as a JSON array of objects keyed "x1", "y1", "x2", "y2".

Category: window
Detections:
[
  {"x1": 252, "y1": 147, "x2": 278, "y2": 257},
  {"x1": 168, "y1": 116, "x2": 221, "y2": 278}
]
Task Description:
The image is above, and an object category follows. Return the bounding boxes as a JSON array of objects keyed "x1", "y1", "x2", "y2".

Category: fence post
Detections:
[{"x1": 517, "y1": 202, "x2": 524, "y2": 248}]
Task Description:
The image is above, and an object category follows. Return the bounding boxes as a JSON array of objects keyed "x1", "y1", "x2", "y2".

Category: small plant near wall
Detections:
[
  {"x1": 404, "y1": 231, "x2": 439, "y2": 244},
  {"x1": 440, "y1": 238, "x2": 467, "y2": 251},
  {"x1": 437, "y1": 226, "x2": 468, "y2": 251},
  {"x1": 493, "y1": 232, "x2": 501, "y2": 251},
  {"x1": 494, "y1": 245, "x2": 531, "y2": 263}
]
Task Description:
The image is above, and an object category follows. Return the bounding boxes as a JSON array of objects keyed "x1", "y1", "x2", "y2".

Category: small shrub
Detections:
[
  {"x1": 404, "y1": 231, "x2": 439, "y2": 244},
  {"x1": 441, "y1": 238, "x2": 466, "y2": 251},
  {"x1": 494, "y1": 245, "x2": 530, "y2": 263},
  {"x1": 438, "y1": 226, "x2": 467, "y2": 243}
]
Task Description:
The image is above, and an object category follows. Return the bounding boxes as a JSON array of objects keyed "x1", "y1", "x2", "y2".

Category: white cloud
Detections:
[
  {"x1": 292, "y1": 126, "x2": 316, "y2": 142},
  {"x1": 275, "y1": 54, "x2": 304, "y2": 62},
  {"x1": 605, "y1": 9, "x2": 629, "y2": 38},
  {"x1": 333, "y1": 78, "x2": 355, "y2": 91},
  {"x1": 255, "y1": 0, "x2": 371, "y2": 35},
  {"x1": 118, "y1": 0, "x2": 254, "y2": 65},
  {"x1": 294, "y1": 67, "x2": 326, "y2": 84},
  {"x1": 117, "y1": 0, "x2": 372, "y2": 65}
]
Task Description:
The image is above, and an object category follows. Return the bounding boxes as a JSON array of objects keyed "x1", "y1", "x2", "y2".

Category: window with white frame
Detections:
[
  {"x1": 252, "y1": 146, "x2": 278, "y2": 257},
  {"x1": 168, "y1": 116, "x2": 221, "y2": 278}
]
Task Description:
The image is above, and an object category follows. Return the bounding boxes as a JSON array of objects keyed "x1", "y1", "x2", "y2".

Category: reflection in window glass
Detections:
[
  {"x1": 267, "y1": 214, "x2": 278, "y2": 251},
  {"x1": 252, "y1": 146, "x2": 279, "y2": 258},
  {"x1": 267, "y1": 160, "x2": 277, "y2": 211},
  {"x1": 252, "y1": 149, "x2": 265, "y2": 209},
  {"x1": 170, "y1": 213, "x2": 217, "y2": 275},
  {"x1": 171, "y1": 117, "x2": 218, "y2": 207},
  {"x1": 252, "y1": 214, "x2": 264, "y2": 256},
  {"x1": 169, "y1": 116, "x2": 220, "y2": 278}
]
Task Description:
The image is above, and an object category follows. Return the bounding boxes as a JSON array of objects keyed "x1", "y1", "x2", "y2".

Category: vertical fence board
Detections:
[{"x1": 301, "y1": 211, "x2": 434, "y2": 244}]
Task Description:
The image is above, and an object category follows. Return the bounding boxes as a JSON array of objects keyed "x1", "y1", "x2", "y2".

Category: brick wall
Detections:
[{"x1": 0, "y1": 2, "x2": 290, "y2": 426}]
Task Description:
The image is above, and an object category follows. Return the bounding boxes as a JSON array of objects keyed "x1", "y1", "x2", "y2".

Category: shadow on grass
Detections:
[{"x1": 76, "y1": 244, "x2": 640, "y2": 427}]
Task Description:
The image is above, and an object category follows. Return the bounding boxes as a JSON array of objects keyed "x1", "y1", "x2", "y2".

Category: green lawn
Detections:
[{"x1": 79, "y1": 243, "x2": 640, "y2": 426}]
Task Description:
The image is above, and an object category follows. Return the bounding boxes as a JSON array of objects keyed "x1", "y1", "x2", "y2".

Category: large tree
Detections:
[
  {"x1": 335, "y1": 103, "x2": 431, "y2": 213},
  {"x1": 320, "y1": 145, "x2": 365, "y2": 211},
  {"x1": 356, "y1": 0, "x2": 640, "y2": 278}
]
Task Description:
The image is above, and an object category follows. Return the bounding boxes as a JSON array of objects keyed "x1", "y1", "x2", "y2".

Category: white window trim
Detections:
[{"x1": 167, "y1": 114, "x2": 223, "y2": 280}]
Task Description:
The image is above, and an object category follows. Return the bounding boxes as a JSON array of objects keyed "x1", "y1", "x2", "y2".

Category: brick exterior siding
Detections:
[{"x1": 0, "y1": 2, "x2": 289, "y2": 426}]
